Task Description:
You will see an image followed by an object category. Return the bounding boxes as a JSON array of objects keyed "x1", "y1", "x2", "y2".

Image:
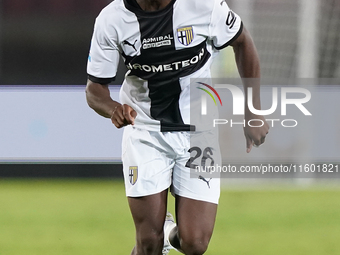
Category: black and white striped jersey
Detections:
[{"x1": 87, "y1": 0, "x2": 243, "y2": 132}]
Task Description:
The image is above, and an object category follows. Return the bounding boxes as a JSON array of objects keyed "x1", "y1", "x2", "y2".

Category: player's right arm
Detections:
[
  {"x1": 86, "y1": 9, "x2": 136, "y2": 128},
  {"x1": 86, "y1": 80, "x2": 136, "y2": 128}
]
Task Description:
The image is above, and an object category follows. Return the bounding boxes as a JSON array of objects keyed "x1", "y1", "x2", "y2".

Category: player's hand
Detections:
[
  {"x1": 243, "y1": 114, "x2": 269, "y2": 153},
  {"x1": 111, "y1": 104, "x2": 137, "y2": 128}
]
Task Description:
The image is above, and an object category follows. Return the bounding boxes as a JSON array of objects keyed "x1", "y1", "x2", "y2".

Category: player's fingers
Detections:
[
  {"x1": 246, "y1": 136, "x2": 253, "y2": 153},
  {"x1": 131, "y1": 109, "x2": 137, "y2": 119},
  {"x1": 111, "y1": 118, "x2": 120, "y2": 128},
  {"x1": 253, "y1": 137, "x2": 262, "y2": 147},
  {"x1": 111, "y1": 114, "x2": 125, "y2": 128},
  {"x1": 260, "y1": 136, "x2": 265, "y2": 144},
  {"x1": 127, "y1": 110, "x2": 137, "y2": 125},
  {"x1": 248, "y1": 131, "x2": 261, "y2": 147},
  {"x1": 111, "y1": 105, "x2": 125, "y2": 128},
  {"x1": 260, "y1": 132, "x2": 268, "y2": 144},
  {"x1": 114, "y1": 105, "x2": 125, "y2": 121},
  {"x1": 122, "y1": 104, "x2": 136, "y2": 125},
  {"x1": 126, "y1": 108, "x2": 137, "y2": 123},
  {"x1": 111, "y1": 115, "x2": 122, "y2": 128}
]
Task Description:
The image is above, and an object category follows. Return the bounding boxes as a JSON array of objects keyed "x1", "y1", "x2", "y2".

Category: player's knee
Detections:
[
  {"x1": 180, "y1": 236, "x2": 209, "y2": 255},
  {"x1": 137, "y1": 232, "x2": 163, "y2": 254}
]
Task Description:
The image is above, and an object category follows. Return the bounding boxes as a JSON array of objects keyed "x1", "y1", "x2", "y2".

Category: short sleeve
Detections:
[
  {"x1": 210, "y1": 0, "x2": 243, "y2": 50},
  {"x1": 87, "y1": 16, "x2": 120, "y2": 84}
]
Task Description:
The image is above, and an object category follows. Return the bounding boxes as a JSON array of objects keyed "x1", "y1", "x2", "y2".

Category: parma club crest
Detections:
[
  {"x1": 177, "y1": 26, "x2": 194, "y2": 46},
  {"x1": 129, "y1": 166, "x2": 138, "y2": 185}
]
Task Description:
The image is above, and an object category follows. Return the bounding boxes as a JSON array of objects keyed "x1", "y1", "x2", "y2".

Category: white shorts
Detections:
[{"x1": 121, "y1": 125, "x2": 221, "y2": 204}]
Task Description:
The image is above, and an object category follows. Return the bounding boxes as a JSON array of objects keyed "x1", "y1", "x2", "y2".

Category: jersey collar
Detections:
[{"x1": 123, "y1": 0, "x2": 177, "y2": 17}]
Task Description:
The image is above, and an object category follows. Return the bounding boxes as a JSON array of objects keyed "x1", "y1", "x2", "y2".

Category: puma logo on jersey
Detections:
[
  {"x1": 199, "y1": 175, "x2": 212, "y2": 189},
  {"x1": 123, "y1": 39, "x2": 138, "y2": 51}
]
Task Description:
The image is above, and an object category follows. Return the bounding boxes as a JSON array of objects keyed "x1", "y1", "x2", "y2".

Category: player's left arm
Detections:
[{"x1": 230, "y1": 26, "x2": 269, "y2": 153}]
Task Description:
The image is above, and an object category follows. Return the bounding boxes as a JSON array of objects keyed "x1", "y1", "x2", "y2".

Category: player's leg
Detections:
[
  {"x1": 171, "y1": 196, "x2": 217, "y2": 255},
  {"x1": 168, "y1": 166, "x2": 220, "y2": 255},
  {"x1": 121, "y1": 126, "x2": 175, "y2": 255},
  {"x1": 166, "y1": 130, "x2": 221, "y2": 254},
  {"x1": 128, "y1": 189, "x2": 168, "y2": 255}
]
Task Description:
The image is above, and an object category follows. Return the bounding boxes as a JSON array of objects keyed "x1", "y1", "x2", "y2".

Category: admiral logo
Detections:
[
  {"x1": 142, "y1": 34, "x2": 173, "y2": 49},
  {"x1": 177, "y1": 26, "x2": 194, "y2": 46}
]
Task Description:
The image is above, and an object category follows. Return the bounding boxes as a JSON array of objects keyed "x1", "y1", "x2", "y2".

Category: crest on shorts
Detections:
[
  {"x1": 129, "y1": 166, "x2": 138, "y2": 185},
  {"x1": 177, "y1": 26, "x2": 194, "y2": 46}
]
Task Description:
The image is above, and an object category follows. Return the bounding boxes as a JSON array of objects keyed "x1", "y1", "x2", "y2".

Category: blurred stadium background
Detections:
[{"x1": 0, "y1": 0, "x2": 340, "y2": 254}]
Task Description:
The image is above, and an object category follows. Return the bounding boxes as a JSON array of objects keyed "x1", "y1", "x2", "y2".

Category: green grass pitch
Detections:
[{"x1": 0, "y1": 179, "x2": 339, "y2": 255}]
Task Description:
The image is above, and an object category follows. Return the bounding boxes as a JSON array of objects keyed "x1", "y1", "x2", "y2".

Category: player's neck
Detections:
[{"x1": 136, "y1": 0, "x2": 172, "y2": 11}]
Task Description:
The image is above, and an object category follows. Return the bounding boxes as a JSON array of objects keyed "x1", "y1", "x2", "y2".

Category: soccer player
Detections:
[{"x1": 86, "y1": 0, "x2": 269, "y2": 254}]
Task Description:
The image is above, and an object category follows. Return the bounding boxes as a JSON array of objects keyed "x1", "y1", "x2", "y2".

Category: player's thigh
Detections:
[
  {"x1": 128, "y1": 190, "x2": 168, "y2": 241},
  {"x1": 175, "y1": 195, "x2": 217, "y2": 247},
  {"x1": 122, "y1": 126, "x2": 173, "y2": 197},
  {"x1": 171, "y1": 130, "x2": 221, "y2": 204}
]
